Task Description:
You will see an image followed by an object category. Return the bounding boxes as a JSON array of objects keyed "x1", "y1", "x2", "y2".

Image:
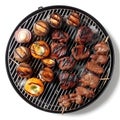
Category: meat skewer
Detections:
[
  {"x1": 58, "y1": 93, "x2": 83, "y2": 113},
  {"x1": 94, "y1": 37, "x2": 110, "y2": 55},
  {"x1": 90, "y1": 54, "x2": 108, "y2": 65},
  {"x1": 58, "y1": 36, "x2": 110, "y2": 111},
  {"x1": 85, "y1": 36, "x2": 110, "y2": 74},
  {"x1": 85, "y1": 61, "x2": 104, "y2": 75},
  {"x1": 76, "y1": 86, "x2": 94, "y2": 98},
  {"x1": 69, "y1": 93, "x2": 83, "y2": 104},
  {"x1": 79, "y1": 72, "x2": 100, "y2": 89}
]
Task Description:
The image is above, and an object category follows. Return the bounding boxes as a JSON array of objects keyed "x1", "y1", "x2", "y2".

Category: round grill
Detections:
[{"x1": 5, "y1": 5, "x2": 114, "y2": 113}]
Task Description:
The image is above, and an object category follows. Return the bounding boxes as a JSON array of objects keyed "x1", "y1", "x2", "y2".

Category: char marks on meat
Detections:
[
  {"x1": 90, "y1": 54, "x2": 108, "y2": 65},
  {"x1": 75, "y1": 26, "x2": 94, "y2": 44},
  {"x1": 85, "y1": 61, "x2": 104, "y2": 75},
  {"x1": 69, "y1": 93, "x2": 83, "y2": 104},
  {"x1": 58, "y1": 56, "x2": 76, "y2": 70},
  {"x1": 58, "y1": 93, "x2": 83, "y2": 108},
  {"x1": 50, "y1": 42, "x2": 67, "y2": 59},
  {"x1": 71, "y1": 45, "x2": 90, "y2": 60},
  {"x1": 52, "y1": 30, "x2": 69, "y2": 43},
  {"x1": 59, "y1": 71, "x2": 78, "y2": 90},
  {"x1": 94, "y1": 41, "x2": 110, "y2": 55},
  {"x1": 76, "y1": 86, "x2": 94, "y2": 98},
  {"x1": 79, "y1": 72, "x2": 100, "y2": 89},
  {"x1": 58, "y1": 95, "x2": 71, "y2": 108}
]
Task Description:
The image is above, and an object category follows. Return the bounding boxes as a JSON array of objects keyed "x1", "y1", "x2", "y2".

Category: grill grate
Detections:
[{"x1": 6, "y1": 6, "x2": 114, "y2": 113}]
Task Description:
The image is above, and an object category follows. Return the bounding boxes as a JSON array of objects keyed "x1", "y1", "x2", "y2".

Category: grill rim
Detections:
[{"x1": 5, "y1": 5, "x2": 114, "y2": 113}]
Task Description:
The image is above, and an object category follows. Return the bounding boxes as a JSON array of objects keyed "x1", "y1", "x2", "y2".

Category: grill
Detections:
[{"x1": 5, "y1": 5, "x2": 114, "y2": 113}]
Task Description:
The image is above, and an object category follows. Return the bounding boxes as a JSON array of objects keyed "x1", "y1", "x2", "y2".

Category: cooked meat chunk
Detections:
[
  {"x1": 90, "y1": 54, "x2": 108, "y2": 65},
  {"x1": 94, "y1": 41, "x2": 110, "y2": 55},
  {"x1": 71, "y1": 45, "x2": 90, "y2": 60},
  {"x1": 59, "y1": 72, "x2": 78, "y2": 90},
  {"x1": 69, "y1": 93, "x2": 83, "y2": 104},
  {"x1": 58, "y1": 95, "x2": 71, "y2": 108},
  {"x1": 58, "y1": 56, "x2": 76, "y2": 70},
  {"x1": 85, "y1": 61, "x2": 104, "y2": 75},
  {"x1": 50, "y1": 42, "x2": 67, "y2": 59},
  {"x1": 76, "y1": 86, "x2": 94, "y2": 98},
  {"x1": 52, "y1": 30, "x2": 69, "y2": 43},
  {"x1": 75, "y1": 26, "x2": 94, "y2": 44},
  {"x1": 79, "y1": 72, "x2": 100, "y2": 89}
]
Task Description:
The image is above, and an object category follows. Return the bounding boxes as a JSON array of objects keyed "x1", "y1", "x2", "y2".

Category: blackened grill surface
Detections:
[{"x1": 5, "y1": 5, "x2": 114, "y2": 113}]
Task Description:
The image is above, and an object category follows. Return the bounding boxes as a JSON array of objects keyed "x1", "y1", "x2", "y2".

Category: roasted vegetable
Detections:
[
  {"x1": 24, "y1": 78, "x2": 44, "y2": 96},
  {"x1": 39, "y1": 67, "x2": 54, "y2": 82},
  {"x1": 33, "y1": 20, "x2": 49, "y2": 36},
  {"x1": 30, "y1": 40, "x2": 50, "y2": 59}
]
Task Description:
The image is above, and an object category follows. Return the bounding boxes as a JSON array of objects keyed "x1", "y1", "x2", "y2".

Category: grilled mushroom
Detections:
[
  {"x1": 66, "y1": 11, "x2": 80, "y2": 27},
  {"x1": 38, "y1": 67, "x2": 54, "y2": 82},
  {"x1": 16, "y1": 63, "x2": 32, "y2": 78},
  {"x1": 33, "y1": 20, "x2": 49, "y2": 36},
  {"x1": 48, "y1": 13, "x2": 62, "y2": 28},
  {"x1": 14, "y1": 46, "x2": 30, "y2": 62}
]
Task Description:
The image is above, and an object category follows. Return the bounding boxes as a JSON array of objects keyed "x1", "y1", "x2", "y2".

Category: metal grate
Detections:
[{"x1": 6, "y1": 6, "x2": 114, "y2": 113}]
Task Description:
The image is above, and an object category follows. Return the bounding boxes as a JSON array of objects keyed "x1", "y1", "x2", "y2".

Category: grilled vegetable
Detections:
[
  {"x1": 39, "y1": 67, "x2": 54, "y2": 82},
  {"x1": 24, "y1": 78, "x2": 44, "y2": 96},
  {"x1": 33, "y1": 20, "x2": 49, "y2": 36},
  {"x1": 66, "y1": 11, "x2": 80, "y2": 27},
  {"x1": 48, "y1": 13, "x2": 62, "y2": 28},
  {"x1": 15, "y1": 28, "x2": 31, "y2": 43},
  {"x1": 14, "y1": 46, "x2": 30, "y2": 62},
  {"x1": 16, "y1": 63, "x2": 32, "y2": 78},
  {"x1": 42, "y1": 58, "x2": 55, "y2": 68},
  {"x1": 30, "y1": 40, "x2": 50, "y2": 59}
]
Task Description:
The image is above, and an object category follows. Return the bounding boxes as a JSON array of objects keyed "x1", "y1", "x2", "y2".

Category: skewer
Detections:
[
  {"x1": 61, "y1": 107, "x2": 65, "y2": 114},
  {"x1": 100, "y1": 77, "x2": 109, "y2": 80},
  {"x1": 9, "y1": 57, "x2": 19, "y2": 66},
  {"x1": 104, "y1": 36, "x2": 109, "y2": 43}
]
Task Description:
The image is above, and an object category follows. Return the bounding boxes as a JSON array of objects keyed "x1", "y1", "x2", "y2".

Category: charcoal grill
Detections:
[{"x1": 5, "y1": 5, "x2": 114, "y2": 113}]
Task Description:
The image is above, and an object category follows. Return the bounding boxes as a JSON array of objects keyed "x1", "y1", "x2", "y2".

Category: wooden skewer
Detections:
[
  {"x1": 9, "y1": 57, "x2": 19, "y2": 66},
  {"x1": 100, "y1": 77, "x2": 109, "y2": 80},
  {"x1": 104, "y1": 36, "x2": 109, "y2": 43},
  {"x1": 62, "y1": 107, "x2": 65, "y2": 114}
]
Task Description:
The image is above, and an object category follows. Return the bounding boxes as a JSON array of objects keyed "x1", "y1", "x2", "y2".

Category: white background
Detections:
[{"x1": 0, "y1": 0, "x2": 120, "y2": 120}]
